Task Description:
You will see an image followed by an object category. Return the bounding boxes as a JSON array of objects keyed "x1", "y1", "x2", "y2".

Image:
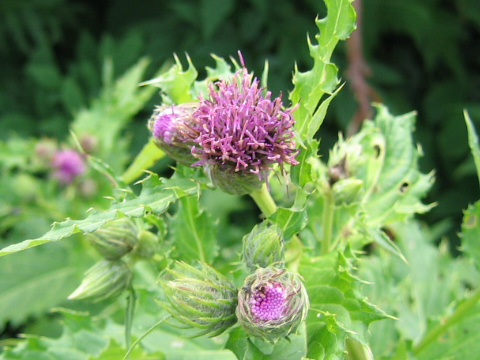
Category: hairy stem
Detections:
[
  {"x1": 321, "y1": 190, "x2": 334, "y2": 255},
  {"x1": 250, "y1": 183, "x2": 277, "y2": 217},
  {"x1": 124, "y1": 287, "x2": 137, "y2": 359},
  {"x1": 123, "y1": 314, "x2": 171, "y2": 360},
  {"x1": 412, "y1": 286, "x2": 480, "y2": 355}
]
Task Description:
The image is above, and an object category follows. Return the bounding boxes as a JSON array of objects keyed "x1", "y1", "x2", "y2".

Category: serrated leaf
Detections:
[
  {"x1": 289, "y1": 0, "x2": 356, "y2": 145},
  {"x1": 0, "y1": 177, "x2": 199, "y2": 257},
  {"x1": 360, "y1": 105, "x2": 435, "y2": 225},
  {"x1": 171, "y1": 194, "x2": 218, "y2": 263},
  {"x1": 142, "y1": 54, "x2": 198, "y2": 104},
  {"x1": 299, "y1": 250, "x2": 387, "y2": 359}
]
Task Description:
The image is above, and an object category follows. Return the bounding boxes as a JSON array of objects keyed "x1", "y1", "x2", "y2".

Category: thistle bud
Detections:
[
  {"x1": 159, "y1": 261, "x2": 238, "y2": 337},
  {"x1": 68, "y1": 260, "x2": 131, "y2": 302},
  {"x1": 133, "y1": 230, "x2": 159, "y2": 259},
  {"x1": 148, "y1": 103, "x2": 199, "y2": 165},
  {"x1": 87, "y1": 218, "x2": 138, "y2": 260},
  {"x1": 236, "y1": 267, "x2": 309, "y2": 343},
  {"x1": 331, "y1": 178, "x2": 363, "y2": 205},
  {"x1": 242, "y1": 222, "x2": 284, "y2": 270},
  {"x1": 204, "y1": 163, "x2": 263, "y2": 195}
]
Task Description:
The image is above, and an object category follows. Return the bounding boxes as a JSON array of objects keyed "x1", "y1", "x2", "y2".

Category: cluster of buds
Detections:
[
  {"x1": 148, "y1": 54, "x2": 298, "y2": 195},
  {"x1": 159, "y1": 222, "x2": 308, "y2": 343},
  {"x1": 69, "y1": 218, "x2": 160, "y2": 302}
]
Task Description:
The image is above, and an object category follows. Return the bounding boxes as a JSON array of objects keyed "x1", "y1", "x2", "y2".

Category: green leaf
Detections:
[
  {"x1": 299, "y1": 250, "x2": 387, "y2": 359},
  {"x1": 289, "y1": 0, "x2": 356, "y2": 145},
  {"x1": 170, "y1": 194, "x2": 218, "y2": 263},
  {"x1": 464, "y1": 110, "x2": 480, "y2": 190},
  {"x1": 461, "y1": 201, "x2": 480, "y2": 269},
  {"x1": 0, "y1": 242, "x2": 91, "y2": 327},
  {"x1": 270, "y1": 208, "x2": 308, "y2": 240},
  {"x1": 142, "y1": 54, "x2": 198, "y2": 104},
  {"x1": 359, "y1": 105, "x2": 435, "y2": 226},
  {"x1": 0, "y1": 176, "x2": 199, "y2": 257}
]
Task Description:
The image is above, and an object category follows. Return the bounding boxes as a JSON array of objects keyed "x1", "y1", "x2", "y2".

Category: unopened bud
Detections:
[
  {"x1": 331, "y1": 178, "x2": 363, "y2": 205},
  {"x1": 88, "y1": 218, "x2": 138, "y2": 260},
  {"x1": 159, "y1": 261, "x2": 238, "y2": 337},
  {"x1": 148, "y1": 103, "x2": 199, "y2": 165},
  {"x1": 133, "y1": 230, "x2": 159, "y2": 259},
  {"x1": 242, "y1": 222, "x2": 284, "y2": 270},
  {"x1": 68, "y1": 260, "x2": 131, "y2": 302},
  {"x1": 236, "y1": 267, "x2": 309, "y2": 343}
]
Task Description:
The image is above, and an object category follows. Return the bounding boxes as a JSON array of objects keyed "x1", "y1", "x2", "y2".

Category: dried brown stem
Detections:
[{"x1": 345, "y1": 0, "x2": 377, "y2": 136}]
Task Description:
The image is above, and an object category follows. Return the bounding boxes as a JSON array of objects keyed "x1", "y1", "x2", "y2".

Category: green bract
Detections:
[
  {"x1": 159, "y1": 261, "x2": 238, "y2": 337},
  {"x1": 242, "y1": 222, "x2": 285, "y2": 270},
  {"x1": 87, "y1": 217, "x2": 138, "y2": 260},
  {"x1": 68, "y1": 260, "x2": 131, "y2": 302}
]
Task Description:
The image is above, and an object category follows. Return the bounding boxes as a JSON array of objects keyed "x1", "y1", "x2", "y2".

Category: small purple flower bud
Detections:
[
  {"x1": 148, "y1": 103, "x2": 200, "y2": 165},
  {"x1": 236, "y1": 267, "x2": 309, "y2": 343},
  {"x1": 51, "y1": 149, "x2": 85, "y2": 184},
  {"x1": 189, "y1": 55, "x2": 298, "y2": 195}
]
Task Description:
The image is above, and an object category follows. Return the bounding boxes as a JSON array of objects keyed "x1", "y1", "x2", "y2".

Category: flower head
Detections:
[
  {"x1": 190, "y1": 55, "x2": 298, "y2": 179},
  {"x1": 148, "y1": 103, "x2": 199, "y2": 165},
  {"x1": 51, "y1": 149, "x2": 85, "y2": 184},
  {"x1": 236, "y1": 267, "x2": 308, "y2": 342}
]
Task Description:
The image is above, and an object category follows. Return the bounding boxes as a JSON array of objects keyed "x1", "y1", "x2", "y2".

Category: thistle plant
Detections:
[
  {"x1": 2, "y1": 1, "x2": 480, "y2": 360},
  {"x1": 236, "y1": 267, "x2": 309, "y2": 343}
]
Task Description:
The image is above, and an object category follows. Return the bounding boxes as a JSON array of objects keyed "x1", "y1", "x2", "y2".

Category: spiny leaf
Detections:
[
  {"x1": 289, "y1": 0, "x2": 356, "y2": 146},
  {"x1": 0, "y1": 177, "x2": 199, "y2": 257},
  {"x1": 360, "y1": 104, "x2": 435, "y2": 226},
  {"x1": 461, "y1": 201, "x2": 480, "y2": 269},
  {"x1": 142, "y1": 54, "x2": 198, "y2": 104},
  {"x1": 299, "y1": 250, "x2": 388, "y2": 359}
]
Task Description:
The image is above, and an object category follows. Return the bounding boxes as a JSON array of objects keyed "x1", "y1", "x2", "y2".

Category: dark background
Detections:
[{"x1": 1, "y1": 0, "x2": 479, "y2": 244}]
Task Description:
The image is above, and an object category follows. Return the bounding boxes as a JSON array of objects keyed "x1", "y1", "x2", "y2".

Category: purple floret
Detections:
[
  {"x1": 152, "y1": 108, "x2": 178, "y2": 145},
  {"x1": 51, "y1": 149, "x2": 85, "y2": 184},
  {"x1": 249, "y1": 282, "x2": 286, "y2": 322},
  {"x1": 190, "y1": 61, "x2": 298, "y2": 178}
]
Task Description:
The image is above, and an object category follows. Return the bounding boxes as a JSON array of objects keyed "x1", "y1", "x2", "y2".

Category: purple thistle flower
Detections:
[
  {"x1": 190, "y1": 55, "x2": 298, "y2": 179},
  {"x1": 51, "y1": 149, "x2": 85, "y2": 184},
  {"x1": 236, "y1": 267, "x2": 309, "y2": 342}
]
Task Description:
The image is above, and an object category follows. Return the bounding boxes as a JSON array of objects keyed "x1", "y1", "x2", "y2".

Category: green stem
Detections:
[
  {"x1": 124, "y1": 287, "x2": 136, "y2": 359},
  {"x1": 412, "y1": 286, "x2": 480, "y2": 355},
  {"x1": 320, "y1": 190, "x2": 334, "y2": 255},
  {"x1": 123, "y1": 314, "x2": 171, "y2": 360},
  {"x1": 121, "y1": 139, "x2": 164, "y2": 184},
  {"x1": 250, "y1": 183, "x2": 277, "y2": 217}
]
